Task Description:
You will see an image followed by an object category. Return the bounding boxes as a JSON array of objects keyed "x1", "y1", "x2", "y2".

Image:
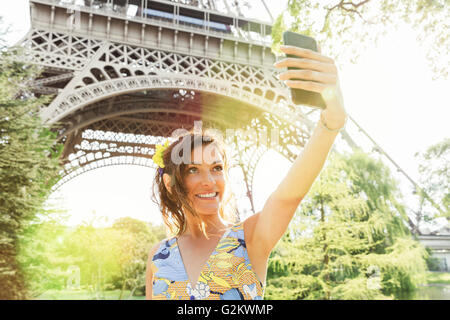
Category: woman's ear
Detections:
[{"x1": 162, "y1": 173, "x2": 172, "y2": 194}]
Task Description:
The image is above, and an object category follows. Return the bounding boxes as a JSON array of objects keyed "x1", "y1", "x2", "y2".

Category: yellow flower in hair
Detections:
[{"x1": 153, "y1": 140, "x2": 170, "y2": 169}]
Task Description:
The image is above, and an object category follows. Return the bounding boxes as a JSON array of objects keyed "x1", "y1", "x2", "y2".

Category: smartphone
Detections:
[{"x1": 282, "y1": 31, "x2": 327, "y2": 109}]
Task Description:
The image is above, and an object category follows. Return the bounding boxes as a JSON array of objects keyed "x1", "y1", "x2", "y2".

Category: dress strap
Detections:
[
  {"x1": 230, "y1": 220, "x2": 245, "y2": 233},
  {"x1": 221, "y1": 225, "x2": 233, "y2": 239}
]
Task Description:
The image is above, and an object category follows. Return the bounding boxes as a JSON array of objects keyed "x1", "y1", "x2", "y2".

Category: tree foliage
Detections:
[
  {"x1": 413, "y1": 138, "x2": 450, "y2": 231},
  {"x1": 111, "y1": 217, "x2": 166, "y2": 298},
  {"x1": 17, "y1": 206, "x2": 75, "y2": 298},
  {"x1": 62, "y1": 223, "x2": 124, "y2": 297},
  {"x1": 0, "y1": 45, "x2": 63, "y2": 299},
  {"x1": 60, "y1": 216, "x2": 166, "y2": 299},
  {"x1": 265, "y1": 151, "x2": 428, "y2": 300},
  {"x1": 271, "y1": 0, "x2": 449, "y2": 80},
  {"x1": 20, "y1": 211, "x2": 167, "y2": 299}
]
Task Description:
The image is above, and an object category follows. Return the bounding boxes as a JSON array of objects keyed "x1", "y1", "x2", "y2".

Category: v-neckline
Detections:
[{"x1": 175, "y1": 226, "x2": 232, "y2": 290}]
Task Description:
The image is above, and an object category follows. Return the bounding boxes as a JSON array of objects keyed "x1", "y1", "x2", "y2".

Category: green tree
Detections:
[
  {"x1": 271, "y1": 0, "x2": 448, "y2": 80},
  {"x1": 0, "y1": 43, "x2": 63, "y2": 298},
  {"x1": 413, "y1": 138, "x2": 450, "y2": 231},
  {"x1": 58, "y1": 214, "x2": 165, "y2": 299},
  {"x1": 17, "y1": 206, "x2": 75, "y2": 298},
  {"x1": 111, "y1": 217, "x2": 166, "y2": 299},
  {"x1": 265, "y1": 151, "x2": 428, "y2": 300},
  {"x1": 60, "y1": 213, "x2": 124, "y2": 299}
]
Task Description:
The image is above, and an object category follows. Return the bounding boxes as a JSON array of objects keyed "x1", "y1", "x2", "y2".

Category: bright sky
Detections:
[{"x1": 1, "y1": 0, "x2": 448, "y2": 228}]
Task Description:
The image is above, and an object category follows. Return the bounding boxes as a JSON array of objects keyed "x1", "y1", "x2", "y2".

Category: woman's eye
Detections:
[
  {"x1": 188, "y1": 167, "x2": 198, "y2": 174},
  {"x1": 187, "y1": 166, "x2": 222, "y2": 173}
]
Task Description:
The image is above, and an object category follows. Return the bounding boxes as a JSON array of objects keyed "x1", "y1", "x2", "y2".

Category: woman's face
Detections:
[{"x1": 183, "y1": 144, "x2": 226, "y2": 217}]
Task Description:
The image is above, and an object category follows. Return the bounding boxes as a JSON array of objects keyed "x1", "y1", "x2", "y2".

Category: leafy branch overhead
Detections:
[{"x1": 271, "y1": 0, "x2": 449, "y2": 80}]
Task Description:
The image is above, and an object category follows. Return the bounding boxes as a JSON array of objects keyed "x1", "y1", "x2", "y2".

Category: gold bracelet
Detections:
[{"x1": 319, "y1": 115, "x2": 345, "y2": 132}]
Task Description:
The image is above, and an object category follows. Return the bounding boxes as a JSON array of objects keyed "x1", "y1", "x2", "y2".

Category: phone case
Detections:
[{"x1": 282, "y1": 31, "x2": 327, "y2": 109}]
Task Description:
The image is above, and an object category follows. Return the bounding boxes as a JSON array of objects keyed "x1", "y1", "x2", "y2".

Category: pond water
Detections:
[{"x1": 409, "y1": 285, "x2": 450, "y2": 300}]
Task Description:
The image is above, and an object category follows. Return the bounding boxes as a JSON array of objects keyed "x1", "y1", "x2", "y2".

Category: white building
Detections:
[{"x1": 418, "y1": 219, "x2": 450, "y2": 272}]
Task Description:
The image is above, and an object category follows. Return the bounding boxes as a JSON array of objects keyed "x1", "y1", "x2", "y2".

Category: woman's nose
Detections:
[{"x1": 201, "y1": 171, "x2": 216, "y2": 185}]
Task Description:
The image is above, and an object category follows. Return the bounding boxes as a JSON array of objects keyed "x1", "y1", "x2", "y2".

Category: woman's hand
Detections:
[{"x1": 273, "y1": 44, "x2": 348, "y2": 131}]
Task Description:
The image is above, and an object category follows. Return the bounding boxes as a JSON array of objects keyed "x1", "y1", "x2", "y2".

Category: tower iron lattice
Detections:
[{"x1": 18, "y1": 0, "x2": 400, "y2": 219}]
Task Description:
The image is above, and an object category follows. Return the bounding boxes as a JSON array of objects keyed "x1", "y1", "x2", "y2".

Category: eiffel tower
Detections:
[{"x1": 17, "y1": 0, "x2": 362, "y2": 218}]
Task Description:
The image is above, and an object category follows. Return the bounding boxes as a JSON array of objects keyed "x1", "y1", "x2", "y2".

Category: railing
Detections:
[{"x1": 30, "y1": 0, "x2": 273, "y2": 46}]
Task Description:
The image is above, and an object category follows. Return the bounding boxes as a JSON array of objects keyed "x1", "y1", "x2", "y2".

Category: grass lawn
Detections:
[
  {"x1": 37, "y1": 289, "x2": 145, "y2": 300},
  {"x1": 426, "y1": 271, "x2": 450, "y2": 285}
]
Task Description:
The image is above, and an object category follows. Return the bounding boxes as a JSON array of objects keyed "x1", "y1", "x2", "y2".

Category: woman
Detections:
[{"x1": 146, "y1": 43, "x2": 347, "y2": 300}]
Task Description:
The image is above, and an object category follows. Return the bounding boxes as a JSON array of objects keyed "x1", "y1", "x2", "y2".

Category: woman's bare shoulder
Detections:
[
  {"x1": 146, "y1": 239, "x2": 167, "y2": 300},
  {"x1": 147, "y1": 238, "x2": 167, "y2": 261}
]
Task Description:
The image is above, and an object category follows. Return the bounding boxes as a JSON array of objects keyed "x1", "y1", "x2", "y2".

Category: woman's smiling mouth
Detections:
[{"x1": 195, "y1": 192, "x2": 219, "y2": 200}]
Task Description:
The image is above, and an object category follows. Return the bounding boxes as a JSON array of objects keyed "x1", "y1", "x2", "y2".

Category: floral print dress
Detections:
[{"x1": 150, "y1": 221, "x2": 265, "y2": 300}]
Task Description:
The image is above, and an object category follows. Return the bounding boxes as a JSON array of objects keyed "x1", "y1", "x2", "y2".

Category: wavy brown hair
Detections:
[{"x1": 151, "y1": 130, "x2": 237, "y2": 238}]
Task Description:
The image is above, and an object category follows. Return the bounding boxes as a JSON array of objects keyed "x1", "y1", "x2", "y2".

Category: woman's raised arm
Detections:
[{"x1": 247, "y1": 44, "x2": 348, "y2": 256}]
